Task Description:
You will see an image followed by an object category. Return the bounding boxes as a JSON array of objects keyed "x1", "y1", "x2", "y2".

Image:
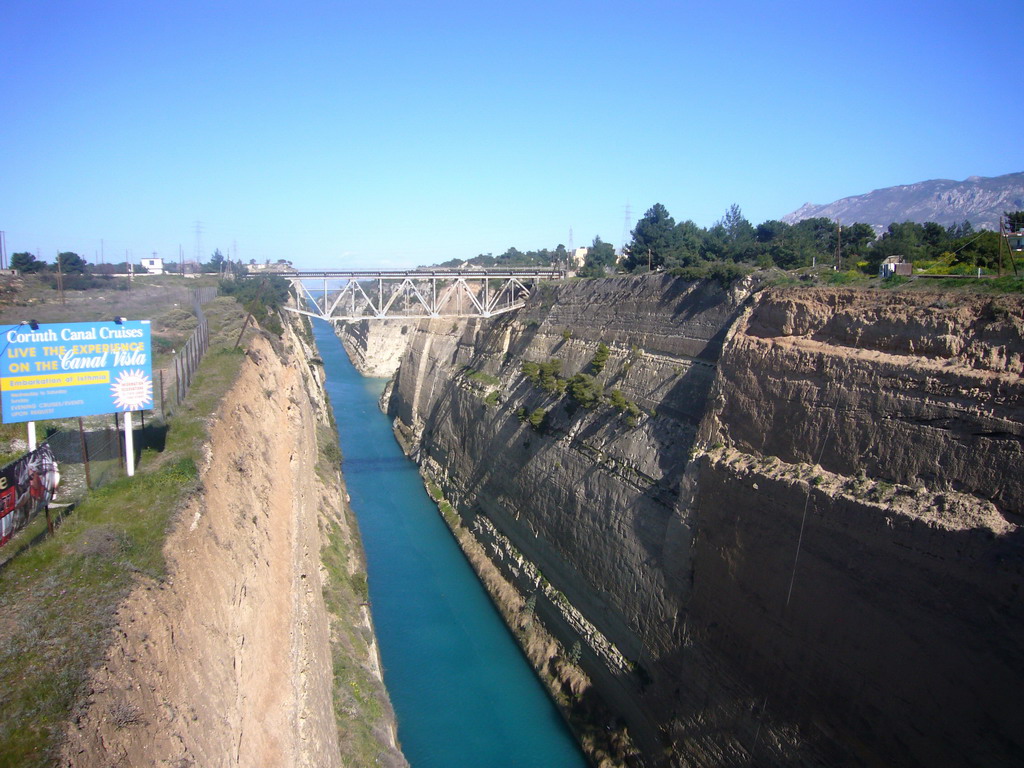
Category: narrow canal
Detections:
[{"x1": 314, "y1": 319, "x2": 587, "y2": 768}]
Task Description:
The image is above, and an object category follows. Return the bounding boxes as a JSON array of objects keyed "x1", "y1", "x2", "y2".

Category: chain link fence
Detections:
[
  {"x1": 166, "y1": 285, "x2": 216, "y2": 412},
  {"x1": 42, "y1": 420, "x2": 126, "y2": 491}
]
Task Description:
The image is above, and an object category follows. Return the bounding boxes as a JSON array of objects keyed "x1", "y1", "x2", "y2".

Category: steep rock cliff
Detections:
[
  {"x1": 687, "y1": 289, "x2": 1023, "y2": 766},
  {"x1": 336, "y1": 319, "x2": 414, "y2": 378},
  {"x1": 385, "y1": 276, "x2": 1023, "y2": 767}
]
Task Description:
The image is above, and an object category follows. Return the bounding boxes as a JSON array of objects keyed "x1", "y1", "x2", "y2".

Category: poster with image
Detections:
[{"x1": 0, "y1": 444, "x2": 60, "y2": 547}]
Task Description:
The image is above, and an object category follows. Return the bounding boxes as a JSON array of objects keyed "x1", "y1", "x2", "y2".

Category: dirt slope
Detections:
[{"x1": 61, "y1": 332, "x2": 342, "y2": 766}]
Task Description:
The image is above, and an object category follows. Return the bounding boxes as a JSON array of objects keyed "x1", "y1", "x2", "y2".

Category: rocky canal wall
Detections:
[{"x1": 341, "y1": 277, "x2": 1024, "y2": 766}]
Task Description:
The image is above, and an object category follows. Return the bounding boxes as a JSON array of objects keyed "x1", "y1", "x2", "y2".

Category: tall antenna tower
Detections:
[
  {"x1": 568, "y1": 226, "x2": 574, "y2": 256},
  {"x1": 194, "y1": 220, "x2": 204, "y2": 266},
  {"x1": 621, "y1": 203, "x2": 632, "y2": 255}
]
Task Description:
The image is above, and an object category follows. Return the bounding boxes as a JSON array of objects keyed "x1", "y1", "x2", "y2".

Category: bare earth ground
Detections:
[{"x1": 61, "y1": 333, "x2": 341, "y2": 767}]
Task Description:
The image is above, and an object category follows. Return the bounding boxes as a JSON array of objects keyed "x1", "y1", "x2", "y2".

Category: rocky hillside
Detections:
[
  {"x1": 344, "y1": 276, "x2": 1024, "y2": 767},
  {"x1": 783, "y1": 171, "x2": 1024, "y2": 231}
]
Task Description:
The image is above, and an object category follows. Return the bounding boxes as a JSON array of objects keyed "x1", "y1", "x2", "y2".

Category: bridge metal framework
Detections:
[{"x1": 281, "y1": 269, "x2": 565, "y2": 322}]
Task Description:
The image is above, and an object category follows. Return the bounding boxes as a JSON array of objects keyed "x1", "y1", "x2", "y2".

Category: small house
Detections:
[
  {"x1": 140, "y1": 257, "x2": 164, "y2": 275},
  {"x1": 879, "y1": 255, "x2": 912, "y2": 278}
]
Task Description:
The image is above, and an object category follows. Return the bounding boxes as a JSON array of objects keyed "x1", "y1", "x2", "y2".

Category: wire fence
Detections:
[
  {"x1": 168, "y1": 319, "x2": 209, "y2": 409},
  {"x1": 166, "y1": 285, "x2": 216, "y2": 411},
  {"x1": 42, "y1": 419, "x2": 127, "y2": 491}
]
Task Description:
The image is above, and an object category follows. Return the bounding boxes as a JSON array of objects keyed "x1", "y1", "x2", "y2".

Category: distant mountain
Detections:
[{"x1": 782, "y1": 172, "x2": 1024, "y2": 232}]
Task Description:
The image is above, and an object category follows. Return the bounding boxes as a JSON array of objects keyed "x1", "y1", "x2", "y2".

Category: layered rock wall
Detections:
[
  {"x1": 384, "y1": 277, "x2": 1024, "y2": 767},
  {"x1": 336, "y1": 319, "x2": 414, "y2": 378}
]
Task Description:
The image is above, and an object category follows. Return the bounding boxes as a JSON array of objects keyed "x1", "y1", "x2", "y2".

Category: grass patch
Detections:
[
  {"x1": 463, "y1": 367, "x2": 501, "y2": 388},
  {"x1": 320, "y1": 517, "x2": 393, "y2": 765}
]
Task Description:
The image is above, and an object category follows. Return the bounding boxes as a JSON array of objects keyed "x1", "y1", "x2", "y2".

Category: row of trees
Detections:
[
  {"x1": 8, "y1": 248, "x2": 247, "y2": 277},
  {"x1": 617, "y1": 203, "x2": 1016, "y2": 275},
  {"x1": 435, "y1": 205, "x2": 1018, "y2": 280},
  {"x1": 437, "y1": 245, "x2": 571, "y2": 270}
]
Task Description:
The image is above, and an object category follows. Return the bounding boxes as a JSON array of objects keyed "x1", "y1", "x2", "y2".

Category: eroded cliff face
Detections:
[
  {"x1": 336, "y1": 319, "x2": 414, "y2": 378},
  {"x1": 385, "y1": 276, "x2": 1023, "y2": 767},
  {"x1": 62, "y1": 322, "x2": 405, "y2": 767},
  {"x1": 687, "y1": 289, "x2": 1023, "y2": 766}
]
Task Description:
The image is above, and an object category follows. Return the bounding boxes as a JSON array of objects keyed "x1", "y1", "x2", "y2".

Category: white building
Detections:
[{"x1": 140, "y1": 257, "x2": 164, "y2": 275}]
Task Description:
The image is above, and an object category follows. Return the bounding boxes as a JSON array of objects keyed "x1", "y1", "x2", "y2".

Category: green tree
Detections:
[
  {"x1": 946, "y1": 220, "x2": 974, "y2": 239},
  {"x1": 589, "y1": 343, "x2": 610, "y2": 374},
  {"x1": 579, "y1": 236, "x2": 616, "y2": 277},
  {"x1": 755, "y1": 220, "x2": 791, "y2": 243},
  {"x1": 567, "y1": 373, "x2": 601, "y2": 409},
  {"x1": 204, "y1": 249, "x2": 226, "y2": 273},
  {"x1": 1005, "y1": 211, "x2": 1024, "y2": 231},
  {"x1": 624, "y1": 203, "x2": 678, "y2": 271},
  {"x1": 720, "y1": 204, "x2": 755, "y2": 250},
  {"x1": 867, "y1": 221, "x2": 927, "y2": 270},
  {"x1": 670, "y1": 220, "x2": 705, "y2": 267},
  {"x1": 10, "y1": 252, "x2": 44, "y2": 273},
  {"x1": 840, "y1": 223, "x2": 876, "y2": 259},
  {"x1": 56, "y1": 251, "x2": 87, "y2": 274},
  {"x1": 921, "y1": 222, "x2": 949, "y2": 253}
]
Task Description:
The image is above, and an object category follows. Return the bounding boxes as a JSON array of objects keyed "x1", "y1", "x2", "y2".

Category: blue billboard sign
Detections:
[{"x1": 0, "y1": 320, "x2": 153, "y2": 423}]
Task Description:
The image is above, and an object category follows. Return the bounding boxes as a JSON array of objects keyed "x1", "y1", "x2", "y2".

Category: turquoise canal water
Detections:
[{"x1": 314, "y1": 319, "x2": 587, "y2": 768}]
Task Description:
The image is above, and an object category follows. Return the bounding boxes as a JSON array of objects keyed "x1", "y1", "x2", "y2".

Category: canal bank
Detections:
[{"x1": 314, "y1": 318, "x2": 587, "y2": 768}]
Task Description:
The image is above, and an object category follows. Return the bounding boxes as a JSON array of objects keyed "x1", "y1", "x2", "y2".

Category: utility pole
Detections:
[
  {"x1": 194, "y1": 220, "x2": 204, "y2": 267},
  {"x1": 0, "y1": 230, "x2": 6, "y2": 270},
  {"x1": 835, "y1": 223, "x2": 842, "y2": 271},
  {"x1": 621, "y1": 203, "x2": 632, "y2": 258},
  {"x1": 55, "y1": 251, "x2": 65, "y2": 305},
  {"x1": 999, "y1": 214, "x2": 1019, "y2": 277}
]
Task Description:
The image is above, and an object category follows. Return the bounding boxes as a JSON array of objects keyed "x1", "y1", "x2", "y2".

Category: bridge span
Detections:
[{"x1": 280, "y1": 268, "x2": 565, "y2": 322}]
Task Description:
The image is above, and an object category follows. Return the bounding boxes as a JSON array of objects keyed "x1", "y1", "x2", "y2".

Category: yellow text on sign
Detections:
[{"x1": 0, "y1": 371, "x2": 111, "y2": 390}]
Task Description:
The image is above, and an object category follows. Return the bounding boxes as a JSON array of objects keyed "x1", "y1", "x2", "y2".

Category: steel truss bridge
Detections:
[{"x1": 280, "y1": 269, "x2": 565, "y2": 322}]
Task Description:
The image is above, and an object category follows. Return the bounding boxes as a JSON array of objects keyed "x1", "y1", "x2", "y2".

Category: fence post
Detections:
[
  {"x1": 114, "y1": 413, "x2": 124, "y2": 471},
  {"x1": 160, "y1": 369, "x2": 166, "y2": 420},
  {"x1": 78, "y1": 417, "x2": 92, "y2": 490}
]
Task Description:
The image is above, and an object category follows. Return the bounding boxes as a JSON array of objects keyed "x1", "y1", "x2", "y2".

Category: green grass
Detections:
[
  {"x1": 463, "y1": 367, "x2": 502, "y2": 388},
  {"x1": 0, "y1": 300, "x2": 247, "y2": 767},
  {"x1": 320, "y1": 517, "x2": 393, "y2": 765}
]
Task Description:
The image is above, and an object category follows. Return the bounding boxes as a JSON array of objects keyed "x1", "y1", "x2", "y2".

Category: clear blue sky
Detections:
[{"x1": 3, "y1": 0, "x2": 1021, "y2": 269}]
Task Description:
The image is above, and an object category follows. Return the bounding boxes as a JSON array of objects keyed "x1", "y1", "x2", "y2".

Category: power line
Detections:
[
  {"x1": 194, "y1": 220, "x2": 204, "y2": 265},
  {"x1": 621, "y1": 203, "x2": 632, "y2": 255}
]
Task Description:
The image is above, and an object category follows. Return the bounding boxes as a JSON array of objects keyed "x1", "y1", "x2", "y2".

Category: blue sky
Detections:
[{"x1": 2, "y1": 0, "x2": 1021, "y2": 269}]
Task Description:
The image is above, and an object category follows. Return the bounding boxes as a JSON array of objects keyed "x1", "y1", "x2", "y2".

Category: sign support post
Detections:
[
  {"x1": 123, "y1": 411, "x2": 135, "y2": 477},
  {"x1": 27, "y1": 422, "x2": 36, "y2": 451}
]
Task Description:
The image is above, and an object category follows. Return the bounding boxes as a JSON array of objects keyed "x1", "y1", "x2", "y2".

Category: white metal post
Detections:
[
  {"x1": 27, "y1": 421, "x2": 36, "y2": 451},
  {"x1": 124, "y1": 411, "x2": 135, "y2": 477}
]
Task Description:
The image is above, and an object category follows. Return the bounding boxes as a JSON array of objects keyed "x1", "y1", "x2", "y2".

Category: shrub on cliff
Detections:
[
  {"x1": 522, "y1": 359, "x2": 564, "y2": 393},
  {"x1": 589, "y1": 343, "x2": 610, "y2": 375},
  {"x1": 220, "y1": 275, "x2": 291, "y2": 335},
  {"x1": 668, "y1": 261, "x2": 749, "y2": 286},
  {"x1": 567, "y1": 373, "x2": 602, "y2": 409}
]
